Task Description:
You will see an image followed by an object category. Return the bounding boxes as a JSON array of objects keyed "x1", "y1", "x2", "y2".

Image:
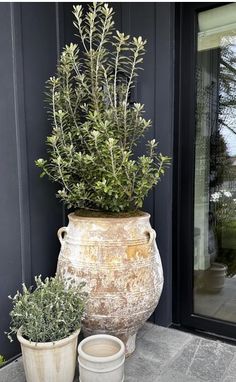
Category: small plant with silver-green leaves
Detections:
[
  {"x1": 6, "y1": 276, "x2": 86, "y2": 343},
  {"x1": 36, "y1": 2, "x2": 170, "y2": 212}
]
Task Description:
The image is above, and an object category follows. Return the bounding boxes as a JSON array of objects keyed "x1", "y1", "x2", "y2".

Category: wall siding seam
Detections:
[
  {"x1": 10, "y1": 3, "x2": 32, "y2": 285},
  {"x1": 153, "y1": 3, "x2": 158, "y2": 231},
  {"x1": 55, "y1": 3, "x2": 67, "y2": 226}
]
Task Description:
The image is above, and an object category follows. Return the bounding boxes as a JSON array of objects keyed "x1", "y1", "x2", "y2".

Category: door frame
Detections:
[{"x1": 173, "y1": 2, "x2": 236, "y2": 341}]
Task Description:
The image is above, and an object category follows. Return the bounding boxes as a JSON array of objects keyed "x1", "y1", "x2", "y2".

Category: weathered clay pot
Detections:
[{"x1": 56, "y1": 211, "x2": 163, "y2": 356}]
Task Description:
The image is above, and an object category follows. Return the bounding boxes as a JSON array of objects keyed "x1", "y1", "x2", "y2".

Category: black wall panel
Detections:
[
  {"x1": 20, "y1": 3, "x2": 63, "y2": 280},
  {"x1": 115, "y1": 2, "x2": 174, "y2": 326},
  {"x1": 0, "y1": 3, "x2": 63, "y2": 359},
  {"x1": 153, "y1": 3, "x2": 174, "y2": 327},
  {"x1": 0, "y1": 3, "x2": 24, "y2": 359}
]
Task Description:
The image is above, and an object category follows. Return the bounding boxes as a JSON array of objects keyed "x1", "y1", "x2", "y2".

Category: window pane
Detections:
[{"x1": 194, "y1": 6, "x2": 236, "y2": 323}]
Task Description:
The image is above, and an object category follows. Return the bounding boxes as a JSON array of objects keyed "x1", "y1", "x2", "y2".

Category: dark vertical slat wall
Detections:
[
  {"x1": 153, "y1": 3, "x2": 174, "y2": 326},
  {"x1": 115, "y1": 2, "x2": 175, "y2": 326},
  {"x1": 0, "y1": 2, "x2": 174, "y2": 359},
  {"x1": 20, "y1": 3, "x2": 63, "y2": 280},
  {"x1": 121, "y1": 3, "x2": 156, "y2": 218},
  {"x1": 0, "y1": 3, "x2": 63, "y2": 359},
  {"x1": 0, "y1": 3, "x2": 24, "y2": 359}
]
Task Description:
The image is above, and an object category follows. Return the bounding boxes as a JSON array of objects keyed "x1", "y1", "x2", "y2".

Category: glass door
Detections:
[
  {"x1": 194, "y1": 3, "x2": 236, "y2": 324},
  {"x1": 176, "y1": 3, "x2": 236, "y2": 340}
]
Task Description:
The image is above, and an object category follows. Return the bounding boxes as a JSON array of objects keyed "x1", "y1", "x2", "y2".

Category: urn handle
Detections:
[
  {"x1": 144, "y1": 228, "x2": 156, "y2": 245},
  {"x1": 57, "y1": 227, "x2": 68, "y2": 245}
]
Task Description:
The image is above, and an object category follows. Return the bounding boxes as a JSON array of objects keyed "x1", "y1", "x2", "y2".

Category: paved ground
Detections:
[
  {"x1": 195, "y1": 277, "x2": 236, "y2": 323},
  {"x1": 1, "y1": 322, "x2": 236, "y2": 381}
]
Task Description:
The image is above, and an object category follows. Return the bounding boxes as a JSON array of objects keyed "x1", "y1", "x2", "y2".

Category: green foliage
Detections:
[
  {"x1": 36, "y1": 3, "x2": 170, "y2": 212},
  {"x1": 0, "y1": 355, "x2": 5, "y2": 367},
  {"x1": 215, "y1": 219, "x2": 236, "y2": 277},
  {"x1": 6, "y1": 276, "x2": 86, "y2": 343},
  {"x1": 211, "y1": 192, "x2": 236, "y2": 277},
  {"x1": 210, "y1": 129, "x2": 232, "y2": 189},
  {"x1": 216, "y1": 248, "x2": 236, "y2": 277},
  {"x1": 210, "y1": 190, "x2": 236, "y2": 224}
]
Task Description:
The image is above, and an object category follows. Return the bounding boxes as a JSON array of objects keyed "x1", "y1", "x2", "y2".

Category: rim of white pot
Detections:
[
  {"x1": 17, "y1": 327, "x2": 81, "y2": 350},
  {"x1": 78, "y1": 334, "x2": 125, "y2": 363},
  {"x1": 210, "y1": 262, "x2": 228, "y2": 271}
]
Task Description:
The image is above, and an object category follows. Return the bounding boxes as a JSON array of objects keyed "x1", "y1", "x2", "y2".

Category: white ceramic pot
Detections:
[
  {"x1": 17, "y1": 328, "x2": 80, "y2": 382},
  {"x1": 57, "y1": 211, "x2": 164, "y2": 356},
  {"x1": 204, "y1": 262, "x2": 227, "y2": 293},
  {"x1": 78, "y1": 334, "x2": 125, "y2": 382}
]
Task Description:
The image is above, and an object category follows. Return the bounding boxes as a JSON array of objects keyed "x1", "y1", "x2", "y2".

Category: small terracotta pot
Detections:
[
  {"x1": 17, "y1": 328, "x2": 80, "y2": 382},
  {"x1": 78, "y1": 334, "x2": 125, "y2": 382}
]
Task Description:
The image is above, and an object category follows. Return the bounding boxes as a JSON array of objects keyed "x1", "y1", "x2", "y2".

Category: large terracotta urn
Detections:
[{"x1": 56, "y1": 211, "x2": 163, "y2": 355}]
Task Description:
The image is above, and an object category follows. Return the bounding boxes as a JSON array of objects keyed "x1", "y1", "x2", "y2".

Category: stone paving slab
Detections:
[
  {"x1": 0, "y1": 323, "x2": 236, "y2": 382},
  {"x1": 223, "y1": 354, "x2": 236, "y2": 382},
  {"x1": 168, "y1": 336, "x2": 236, "y2": 382}
]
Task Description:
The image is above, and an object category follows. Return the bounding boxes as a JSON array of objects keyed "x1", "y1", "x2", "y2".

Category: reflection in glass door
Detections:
[{"x1": 194, "y1": 4, "x2": 236, "y2": 323}]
